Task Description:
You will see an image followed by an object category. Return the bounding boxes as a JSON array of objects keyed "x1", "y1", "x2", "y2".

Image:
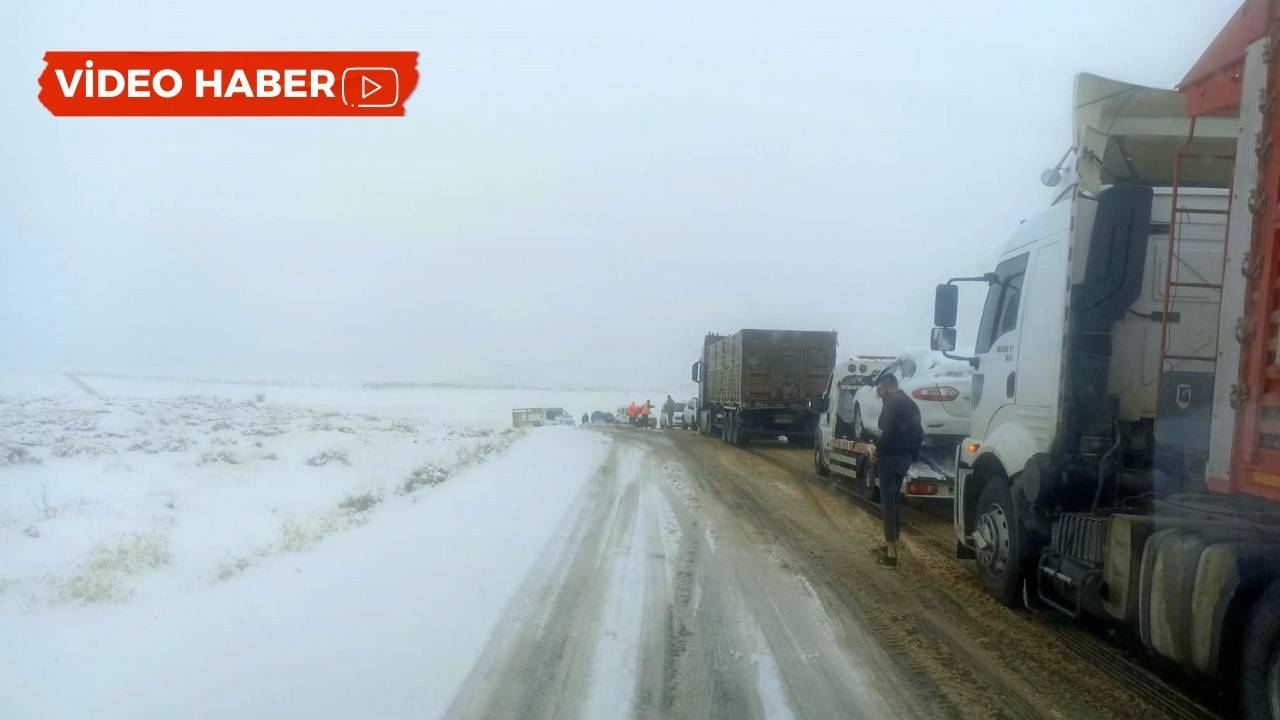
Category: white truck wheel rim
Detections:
[{"x1": 976, "y1": 503, "x2": 1010, "y2": 575}]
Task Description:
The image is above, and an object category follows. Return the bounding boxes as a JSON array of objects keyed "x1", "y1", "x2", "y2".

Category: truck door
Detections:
[
  {"x1": 817, "y1": 372, "x2": 835, "y2": 446},
  {"x1": 970, "y1": 253, "x2": 1029, "y2": 440}
]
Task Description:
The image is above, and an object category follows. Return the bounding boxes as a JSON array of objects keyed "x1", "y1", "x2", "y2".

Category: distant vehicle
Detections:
[
  {"x1": 590, "y1": 411, "x2": 617, "y2": 423},
  {"x1": 661, "y1": 399, "x2": 695, "y2": 429},
  {"x1": 511, "y1": 407, "x2": 575, "y2": 428},
  {"x1": 850, "y1": 349, "x2": 972, "y2": 444},
  {"x1": 546, "y1": 408, "x2": 575, "y2": 426},
  {"x1": 692, "y1": 329, "x2": 837, "y2": 446},
  {"x1": 680, "y1": 399, "x2": 697, "y2": 429}
]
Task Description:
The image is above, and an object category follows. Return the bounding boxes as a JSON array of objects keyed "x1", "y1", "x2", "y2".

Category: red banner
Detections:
[{"x1": 38, "y1": 51, "x2": 419, "y2": 116}]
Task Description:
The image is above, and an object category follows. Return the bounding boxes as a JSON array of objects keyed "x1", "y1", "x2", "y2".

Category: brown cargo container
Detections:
[{"x1": 691, "y1": 329, "x2": 837, "y2": 447}]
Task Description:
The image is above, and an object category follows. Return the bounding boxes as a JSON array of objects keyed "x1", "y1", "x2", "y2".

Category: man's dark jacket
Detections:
[{"x1": 877, "y1": 389, "x2": 924, "y2": 459}]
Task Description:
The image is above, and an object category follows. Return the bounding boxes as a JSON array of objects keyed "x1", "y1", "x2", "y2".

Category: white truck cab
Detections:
[{"x1": 932, "y1": 72, "x2": 1235, "y2": 603}]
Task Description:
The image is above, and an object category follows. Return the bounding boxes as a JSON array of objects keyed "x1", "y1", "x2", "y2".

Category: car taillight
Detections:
[
  {"x1": 912, "y1": 386, "x2": 960, "y2": 402},
  {"x1": 906, "y1": 482, "x2": 939, "y2": 496}
]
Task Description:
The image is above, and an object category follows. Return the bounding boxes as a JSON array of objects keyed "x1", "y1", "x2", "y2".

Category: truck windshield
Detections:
[{"x1": 975, "y1": 253, "x2": 1028, "y2": 354}]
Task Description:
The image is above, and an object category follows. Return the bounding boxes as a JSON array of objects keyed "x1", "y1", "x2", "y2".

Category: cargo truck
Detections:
[
  {"x1": 691, "y1": 329, "x2": 837, "y2": 447},
  {"x1": 929, "y1": 4, "x2": 1280, "y2": 715}
]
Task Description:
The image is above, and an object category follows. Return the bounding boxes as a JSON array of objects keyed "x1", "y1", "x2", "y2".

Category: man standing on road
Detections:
[
  {"x1": 627, "y1": 401, "x2": 639, "y2": 426},
  {"x1": 640, "y1": 399, "x2": 652, "y2": 428},
  {"x1": 662, "y1": 395, "x2": 675, "y2": 429},
  {"x1": 871, "y1": 373, "x2": 923, "y2": 568}
]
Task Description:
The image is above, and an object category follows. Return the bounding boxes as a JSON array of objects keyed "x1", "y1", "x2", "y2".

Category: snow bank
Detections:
[
  {"x1": 0, "y1": 374, "x2": 524, "y2": 607},
  {"x1": 0, "y1": 370, "x2": 613, "y2": 719}
]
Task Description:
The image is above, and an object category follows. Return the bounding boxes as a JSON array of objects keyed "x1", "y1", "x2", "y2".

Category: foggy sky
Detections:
[{"x1": 0, "y1": 1, "x2": 1239, "y2": 390}]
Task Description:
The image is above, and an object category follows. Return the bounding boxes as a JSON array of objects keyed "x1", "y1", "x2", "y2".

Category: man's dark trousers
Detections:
[{"x1": 878, "y1": 454, "x2": 912, "y2": 543}]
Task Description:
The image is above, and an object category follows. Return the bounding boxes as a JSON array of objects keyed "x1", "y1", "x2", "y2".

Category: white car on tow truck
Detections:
[
  {"x1": 851, "y1": 349, "x2": 973, "y2": 444},
  {"x1": 811, "y1": 356, "x2": 956, "y2": 501}
]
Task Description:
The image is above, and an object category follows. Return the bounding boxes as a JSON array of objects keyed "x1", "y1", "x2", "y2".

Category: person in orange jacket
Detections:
[
  {"x1": 640, "y1": 399, "x2": 652, "y2": 427},
  {"x1": 627, "y1": 401, "x2": 639, "y2": 425}
]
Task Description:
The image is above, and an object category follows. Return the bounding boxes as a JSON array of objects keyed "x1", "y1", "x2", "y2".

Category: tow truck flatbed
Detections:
[{"x1": 827, "y1": 438, "x2": 956, "y2": 499}]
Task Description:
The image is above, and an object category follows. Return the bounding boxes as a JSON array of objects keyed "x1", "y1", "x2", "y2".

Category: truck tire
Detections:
[
  {"x1": 855, "y1": 457, "x2": 881, "y2": 502},
  {"x1": 814, "y1": 435, "x2": 830, "y2": 476},
  {"x1": 731, "y1": 413, "x2": 748, "y2": 447},
  {"x1": 1242, "y1": 579, "x2": 1280, "y2": 720},
  {"x1": 974, "y1": 479, "x2": 1025, "y2": 607}
]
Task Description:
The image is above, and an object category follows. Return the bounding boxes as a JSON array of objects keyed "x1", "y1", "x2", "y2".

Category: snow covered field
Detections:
[{"x1": 0, "y1": 372, "x2": 620, "y2": 718}]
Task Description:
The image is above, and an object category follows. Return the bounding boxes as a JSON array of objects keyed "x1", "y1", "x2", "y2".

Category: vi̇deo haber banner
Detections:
[{"x1": 38, "y1": 51, "x2": 419, "y2": 116}]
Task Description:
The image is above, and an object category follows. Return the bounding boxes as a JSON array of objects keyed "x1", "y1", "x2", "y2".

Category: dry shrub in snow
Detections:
[
  {"x1": 215, "y1": 556, "x2": 253, "y2": 581},
  {"x1": 399, "y1": 431, "x2": 522, "y2": 494},
  {"x1": 127, "y1": 437, "x2": 194, "y2": 454},
  {"x1": 242, "y1": 426, "x2": 285, "y2": 437},
  {"x1": 51, "y1": 441, "x2": 115, "y2": 459},
  {"x1": 401, "y1": 462, "x2": 450, "y2": 493},
  {"x1": 309, "y1": 421, "x2": 355, "y2": 434},
  {"x1": 338, "y1": 492, "x2": 380, "y2": 513},
  {"x1": 1, "y1": 445, "x2": 40, "y2": 466},
  {"x1": 31, "y1": 483, "x2": 57, "y2": 519},
  {"x1": 61, "y1": 533, "x2": 170, "y2": 602},
  {"x1": 447, "y1": 427, "x2": 495, "y2": 439},
  {"x1": 279, "y1": 507, "x2": 368, "y2": 552},
  {"x1": 305, "y1": 450, "x2": 351, "y2": 467},
  {"x1": 200, "y1": 450, "x2": 241, "y2": 465}
]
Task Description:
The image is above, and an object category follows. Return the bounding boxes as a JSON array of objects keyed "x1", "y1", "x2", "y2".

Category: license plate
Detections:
[{"x1": 775, "y1": 415, "x2": 792, "y2": 424}]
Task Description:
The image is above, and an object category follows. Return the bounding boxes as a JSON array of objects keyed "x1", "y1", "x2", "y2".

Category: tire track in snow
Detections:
[
  {"x1": 443, "y1": 443, "x2": 643, "y2": 720},
  {"x1": 445, "y1": 430, "x2": 911, "y2": 719}
]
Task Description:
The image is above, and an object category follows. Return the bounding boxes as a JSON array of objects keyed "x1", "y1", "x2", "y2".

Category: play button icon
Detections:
[{"x1": 341, "y1": 67, "x2": 399, "y2": 108}]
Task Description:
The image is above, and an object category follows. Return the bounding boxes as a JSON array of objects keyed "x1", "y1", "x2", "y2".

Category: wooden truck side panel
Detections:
[{"x1": 704, "y1": 329, "x2": 837, "y2": 410}]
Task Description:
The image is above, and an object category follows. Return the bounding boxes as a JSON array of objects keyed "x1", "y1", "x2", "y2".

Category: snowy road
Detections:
[
  {"x1": 445, "y1": 434, "x2": 912, "y2": 720},
  {"x1": 444, "y1": 427, "x2": 1211, "y2": 720},
  {"x1": 2, "y1": 376, "x2": 1215, "y2": 719}
]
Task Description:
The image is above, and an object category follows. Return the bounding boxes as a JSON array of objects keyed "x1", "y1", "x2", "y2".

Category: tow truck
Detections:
[{"x1": 811, "y1": 357, "x2": 956, "y2": 500}]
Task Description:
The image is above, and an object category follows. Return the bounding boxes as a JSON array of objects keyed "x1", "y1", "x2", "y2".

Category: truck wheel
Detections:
[
  {"x1": 974, "y1": 480, "x2": 1024, "y2": 607},
  {"x1": 854, "y1": 457, "x2": 880, "y2": 502},
  {"x1": 814, "y1": 435, "x2": 830, "y2": 476},
  {"x1": 731, "y1": 414, "x2": 748, "y2": 447},
  {"x1": 1242, "y1": 579, "x2": 1280, "y2": 720}
]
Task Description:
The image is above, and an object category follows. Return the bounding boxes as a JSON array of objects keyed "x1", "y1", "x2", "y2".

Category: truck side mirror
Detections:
[
  {"x1": 691, "y1": 360, "x2": 702, "y2": 382},
  {"x1": 934, "y1": 284, "x2": 959, "y2": 328},
  {"x1": 930, "y1": 327, "x2": 957, "y2": 352}
]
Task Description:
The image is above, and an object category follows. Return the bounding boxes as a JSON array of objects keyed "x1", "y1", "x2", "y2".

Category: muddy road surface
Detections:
[{"x1": 444, "y1": 427, "x2": 1217, "y2": 720}]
